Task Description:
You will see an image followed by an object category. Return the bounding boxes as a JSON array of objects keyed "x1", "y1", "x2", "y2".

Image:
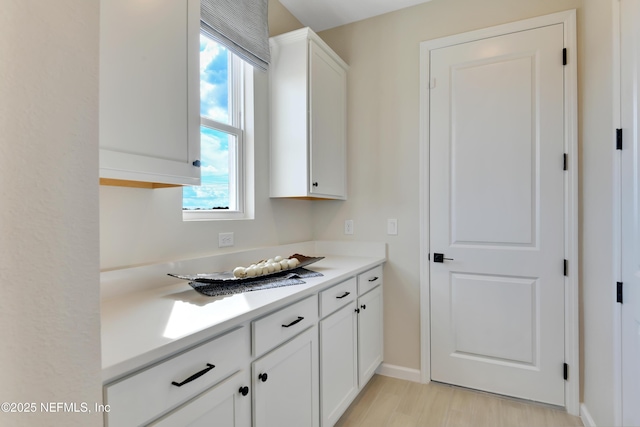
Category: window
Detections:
[{"x1": 183, "y1": 33, "x2": 252, "y2": 219}]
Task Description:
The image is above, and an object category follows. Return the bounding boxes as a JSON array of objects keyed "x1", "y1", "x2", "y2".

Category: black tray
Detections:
[{"x1": 168, "y1": 254, "x2": 324, "y2": 284}]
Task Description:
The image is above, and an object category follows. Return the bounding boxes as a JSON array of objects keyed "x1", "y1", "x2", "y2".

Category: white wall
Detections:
[
  {"x1": 0, "y1": 1, "x2": 103, "y2": 426},
  {"x1": 317, "y1": 0, "x2": 618, "y2": 424}
]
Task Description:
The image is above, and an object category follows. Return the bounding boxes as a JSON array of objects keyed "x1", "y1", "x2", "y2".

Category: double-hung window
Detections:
[
  {"x1": 183, "y1": 33, "x2": 249, "y2": 219},
  {"x1": 183, "y1": 0, "x2": 268, "y2": 220}
]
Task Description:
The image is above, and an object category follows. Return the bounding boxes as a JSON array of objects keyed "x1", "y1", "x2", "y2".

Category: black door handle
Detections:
[
  {"x1": 171, "y1": 363, "x2": 215, "y2": 387},
  {"x1": 282, "y1": 316, "x2": 304, "y2": 328},
  {"x1": 433, "y1": 253, "x2": 454, "y2": 263}
]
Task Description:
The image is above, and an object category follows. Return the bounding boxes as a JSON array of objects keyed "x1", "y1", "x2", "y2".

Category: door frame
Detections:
[{"x1": 418, "y1": 10, "x2": 579, "y2": 416}]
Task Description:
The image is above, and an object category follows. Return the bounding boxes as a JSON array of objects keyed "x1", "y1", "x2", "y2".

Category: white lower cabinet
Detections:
[
  {"x1": 105, "y1": 264, "x2": 383, "y2": 427},
  {"x1": 252, "y1": 326, "x2": 319, "y2": 427},
  {"x1": 151, "y1": 370, "x2": 251, "y2": 427},
  {"x1": 319, "y1": 301, "x2": 358, "y2": 427},
  {"x1": 357, "y1": 285, "x2": 384, "y2": 387}
]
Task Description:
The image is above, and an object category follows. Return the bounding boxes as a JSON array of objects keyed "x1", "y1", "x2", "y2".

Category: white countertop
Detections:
[{"x1": 101, "y1": 241, "x2": 386, "y2": 383}]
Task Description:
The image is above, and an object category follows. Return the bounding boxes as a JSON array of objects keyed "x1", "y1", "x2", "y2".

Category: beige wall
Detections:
[
  {"x1": 317, "y1": 0, "x2": 617, "y2": 424},
  {"x1": 100, "y1": 1, "x2": 306, "y2": 270},
  {"x1": 0, "y1": 1, "x2": 102, "y2": 426},
  {"x1": 98, "y1": 0, "x2": 618, "y2": 424}
]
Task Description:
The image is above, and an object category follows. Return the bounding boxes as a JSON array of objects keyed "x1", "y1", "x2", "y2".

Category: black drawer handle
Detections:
[
  {"x1": 368, "y1": 276, "x2": 379, "y2": 282},
  {"x1": 171, "y1": 363, "x2": 215, "y2": 387},
  {"x1": 282, "y1": 316, "x2": 304, "y2": 328},
  {"x1": 259, "y1": 373, "x2": 268, "y2": 382},
  {"x1": 239, "y1": 386, "x2": 249, "y2": 396},
  {"x1": 336, "y1": 291, "x2": 351, "y2": 299}
]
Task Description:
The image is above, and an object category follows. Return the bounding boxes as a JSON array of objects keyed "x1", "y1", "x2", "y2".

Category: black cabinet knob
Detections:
[
  {"x1": 355, "y1": 308, "x2": 360, "y2": 314},
  {"x1": 258, "y1": 373, "x2": 268, "y2": 382},
  {"x1": 361, "y1": 304, "x2": 367, "y2": 310},
  {"x1": 192, "y1": 160, "x2": 201, "y2": 167},
  {"x1": 239, "y1": 386, "x2": 249, "y2": 396},
  {"x1": 312, "y1": 182, "x2": 318, "y2": 187}
]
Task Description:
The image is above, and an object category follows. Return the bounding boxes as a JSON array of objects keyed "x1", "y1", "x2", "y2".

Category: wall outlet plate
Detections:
[
  {"x1": 344, "y1": 219, "x2": 354, "y2": 235},
  {"x1": 218, "y1": 232, "x2": 234, "y2": 247}
]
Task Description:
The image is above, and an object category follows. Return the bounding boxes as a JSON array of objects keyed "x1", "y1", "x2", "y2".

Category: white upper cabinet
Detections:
[
  {"x1": 99, "y1": 0, "x2": 201, "y2": 186},
  {"x1": 269, "y1": 28, "x2": 348, "y2": 200}
]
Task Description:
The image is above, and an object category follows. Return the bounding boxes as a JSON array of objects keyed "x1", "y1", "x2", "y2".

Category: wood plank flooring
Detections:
[{"x1": 334, "y1": 375, "x2": 583, "y2": 427}]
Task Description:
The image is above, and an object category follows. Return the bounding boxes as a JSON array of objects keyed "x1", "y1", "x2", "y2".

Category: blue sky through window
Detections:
[{"x1": 183, "y1": 34, "x2": 232, "y2": 210}]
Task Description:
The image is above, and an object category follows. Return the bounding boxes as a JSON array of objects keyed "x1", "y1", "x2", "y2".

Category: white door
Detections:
[
  {"x1": 430, "y1": 24, "x2": 566, "y2": 405},
  {"x1": 357, "y1": 286, "x2": 384, "y2": 387},
  {"x1": 621, "y1": 1, "x2": 640, "y2": 425}
]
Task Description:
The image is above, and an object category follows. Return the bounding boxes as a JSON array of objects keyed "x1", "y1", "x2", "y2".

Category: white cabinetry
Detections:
[
  {"x1": 99, "y1": 0, "x2": 201, "y2": 186},
  {"x1": 269, "y1": 28, "x2": 348, "y2": 200},
  {"x1": 320, "y1": 301, "x2": 358, "y2": 426},
  {"x1": 104, "y1": 327, "x2": 249, "y2": 426},
  {"x1": 151, "y1": 370, "x2": 251, "y2": 427},
  {"x1": 356, "y1": 266, "x2": 384, "y2": 387},
  {"x1": 357, "y1": 285, "x2": 383, "y2": 387},
  {"x1": 253, "y1": 327, "x2": 319, "y2": 427},
  {"x1": 319, "y1": 270, "x2": 383, "y2": 426}
]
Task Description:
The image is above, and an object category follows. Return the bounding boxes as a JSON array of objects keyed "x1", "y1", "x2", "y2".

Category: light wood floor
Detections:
[{"x1": 334, "y1": 375, "x2": 583, "y2": 427}]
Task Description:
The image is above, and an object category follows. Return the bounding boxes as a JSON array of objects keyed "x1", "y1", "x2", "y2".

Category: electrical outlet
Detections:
[
  {"x1": 218, "y1": 232, "x2": 234, "y2": 248},
  {"x1": 387, "y1": 218, "x2": 398, "y2": 235},
  {"x1": 344, "y1": 219, "x2": 354, "y2": 235}
]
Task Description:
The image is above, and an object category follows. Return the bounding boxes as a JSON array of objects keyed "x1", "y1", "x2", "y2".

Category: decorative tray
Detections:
[{"x1": 168, "y1": 254, "x2": 324, "y2": 284}]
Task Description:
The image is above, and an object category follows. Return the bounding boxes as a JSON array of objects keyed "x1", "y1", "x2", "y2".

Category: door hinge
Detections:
[
  {"x1": 562, "y1": 48, "x2": 567, "y2": 66},
  {"x1": 563, "y1": 363, "x2": 568, "y2": 380},
  {"x1": 617, "y1": 281, "x2": 623, "y2": 304},
  {"x1": 616, "y1": 128, "x2": 623, "y2": 150},
  {"x1": 563, "y1": 153, "x2": 568, "y2": 171},
  {"x1": 563, "y1": 259, "x2": 568, "y2": 276}
]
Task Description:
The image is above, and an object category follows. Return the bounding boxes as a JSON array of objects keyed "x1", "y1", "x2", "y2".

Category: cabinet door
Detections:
[
  {"x1": 99, "y1": 0, "x2": 200, "y2": 186},
  {"x1": 309, "y1": 39, "x2": 347, "y2": 199},
  {"x1": 358, "y1": 286, "x2": 383, "y2": 387},
  {"x1": 253, "y1": 327, "x2": 319, "y2": 427},
  {"x1": 150, "y1": 370, "x2": 251, "y2": 427},
  {"x1": 320, "y1": 302, "x2": 358, "y2": 427}
]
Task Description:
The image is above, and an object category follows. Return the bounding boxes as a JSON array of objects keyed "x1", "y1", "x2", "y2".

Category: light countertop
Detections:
[{"x1": 101, "y1": 241, "x2": 386, "y2": 383}]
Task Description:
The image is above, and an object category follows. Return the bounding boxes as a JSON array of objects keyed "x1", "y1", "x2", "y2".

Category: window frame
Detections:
[{"x1": 183, "y1": 33, "x2": 254, "y2": 221}]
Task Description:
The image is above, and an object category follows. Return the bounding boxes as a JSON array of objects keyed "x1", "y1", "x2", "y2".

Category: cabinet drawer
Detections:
[
  {"x1": 252, "y1": 295, "x2": 318, "y2": 357},
  {"x1": 104, "y1": 327, "x2": 249, "y2": 427},
  {"x1": 357, "y1": 265, "x2": 383, "y2": 295},
  {"x1": 319, "y1": 277, "x2": 357, "y2": 318}
]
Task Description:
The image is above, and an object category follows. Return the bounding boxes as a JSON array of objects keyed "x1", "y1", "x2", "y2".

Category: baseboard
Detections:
[
  {"x1": 375, "y1": 363, "x2": 422, "y2": 383},
  {"x1": 580, "y1": 403, "x2": 596, "y2": 427}
]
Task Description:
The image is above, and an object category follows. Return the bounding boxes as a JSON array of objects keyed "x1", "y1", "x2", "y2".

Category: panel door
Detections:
[
  {"x1": 309, "y1": 39, "x2": 347, "y2": 199},
  {"x1": 429, "y1": 24, "x2": 566, "y2": 405},
  {"x1": 252, "y1": 327, "x2": 319, "y2": 427},
  {"x1": 320, "y1": 301, "x2": 358, "y2": 426},
  {"x1": 621, "y1": 0, "x2": 640, "y2": 424},
  {"x1": 357, "y1": 286, "x2": 383, "y2": 387},
  {"x1": 150, "y1": 370, "x2": 251, "y2": 427}
]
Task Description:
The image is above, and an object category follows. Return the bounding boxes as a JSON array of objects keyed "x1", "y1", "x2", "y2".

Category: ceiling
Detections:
[{"x1": 278, "y1": 0, "x2": 434, "y2": 32}]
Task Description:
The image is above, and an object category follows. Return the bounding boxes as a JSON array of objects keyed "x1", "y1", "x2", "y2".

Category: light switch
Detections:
[{"x1": 387, "y1": 219, "x2": 398, "y2": 235}]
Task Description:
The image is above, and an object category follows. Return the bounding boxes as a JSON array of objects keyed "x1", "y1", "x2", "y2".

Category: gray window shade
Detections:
[{"x1": 201, "y1": 0, "x2": 270, "y2": 71}]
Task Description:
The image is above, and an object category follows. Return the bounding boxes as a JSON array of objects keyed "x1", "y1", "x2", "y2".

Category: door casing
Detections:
[{"x1": 418, "y1": 9, "x2": 579, "y2": 416}]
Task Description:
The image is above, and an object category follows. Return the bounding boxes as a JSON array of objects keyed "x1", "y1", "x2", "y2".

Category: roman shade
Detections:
[{"x1": 201, "y1": 0, "x2": 270, "y2": 71}]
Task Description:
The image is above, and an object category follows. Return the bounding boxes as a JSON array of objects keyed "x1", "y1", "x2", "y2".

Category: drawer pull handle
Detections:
[
  {"x1": 239, "y1": 386, "x2": 249, "y2": 396},
  {"x1": 259, "y1": 373, "x2": 268, "y2": 382},
  {"x1": 171, "y1": 363, "x2": 215, "y2": 387},
  {"x1": 336, "y1": 292, "x2": 351, "y2": 299},
  {"x1": 361, "y1": 304, "x2": 367, "y2": 310},
  {"x1": 282, "y1": 316, "x2": 304, "y2": 328},
  {"x1": 368, "y1": 276, "x2": 379, "y2": 282}
]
